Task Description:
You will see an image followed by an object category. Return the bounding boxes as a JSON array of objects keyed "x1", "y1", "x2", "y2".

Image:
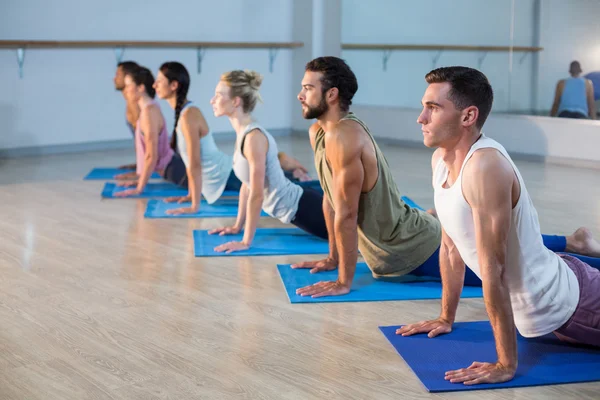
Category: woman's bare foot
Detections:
[{"x1": 565, "y1": 227, "x2": 600, "y2": 258}]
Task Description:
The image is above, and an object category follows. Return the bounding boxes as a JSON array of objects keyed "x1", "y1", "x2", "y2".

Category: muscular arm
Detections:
[
  {"x1": 323, "y1": 195, "x2": 338, "y2": 262},
  {"x1": 462, "y1": 149, "x2": 518, "y2": 371},
  {"x1": 439, "y1": 228, "x2": 466, "y2": 325},
  {"x1": 397, "y1": 148, "x2": 465, "y2": 338},
  {"x1": 327, "y1": 124, "x2": 364, "y2": 287}
]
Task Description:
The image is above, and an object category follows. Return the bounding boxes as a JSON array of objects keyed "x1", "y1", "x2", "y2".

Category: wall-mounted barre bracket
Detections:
[
  {"x1": 477, "y1": 51, "x2": 488, "y2": 69},
  {"x1": 114, "y1": 46, "x2": 125, "y2": 65},
  {"x1": 16, "y1": 48, "x2": 25, "y2": 78},
  {"x1": 382, "y1": 50, "x2": 392, "y2": 71},
  {"x1": 268, "y1": 48, "x2": 279, "y2": 73},
  {"x1": 432, "y1": 49, "x2": 443, "y2": 69},
  {"x1": 519, "y1": 51, "x2": 529, "y2": 65},
  {"x1": 197, "y1": 47, "x2": 206, "y2": 74}
]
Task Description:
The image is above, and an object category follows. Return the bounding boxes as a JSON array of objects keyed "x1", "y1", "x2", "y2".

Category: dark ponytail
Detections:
[
  {"x1": 159, "y1": 62, "x2": 191, "y2": 151},
  {"x1": 127, "y1": 66, "x2": 156, "y2": 98}
]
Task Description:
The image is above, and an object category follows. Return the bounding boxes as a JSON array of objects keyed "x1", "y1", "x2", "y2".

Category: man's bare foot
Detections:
[{"x1": 565, "y1": 227, "x2": 600, "y2": 258}]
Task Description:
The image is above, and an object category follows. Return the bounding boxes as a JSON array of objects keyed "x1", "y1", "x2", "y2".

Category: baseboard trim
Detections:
[{"x1": 0, "y1": 128, "x2": 292, "y2": 159}]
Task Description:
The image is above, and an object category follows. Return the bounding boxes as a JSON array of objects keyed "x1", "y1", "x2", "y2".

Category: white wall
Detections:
[
  {"x1": 351, "y1": 104, "x2": 600, "y2": 165},
  {"x1": 340, "y1": 0, "x2": 537, "y2": 112},
  {"x1": 0, "y1": 0, "x2": 294, "y2": 150}
]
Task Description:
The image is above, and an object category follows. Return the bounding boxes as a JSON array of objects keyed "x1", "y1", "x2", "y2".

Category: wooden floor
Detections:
[{"x1": 0, "y1": 136, "x2": 598, "y2": 400}]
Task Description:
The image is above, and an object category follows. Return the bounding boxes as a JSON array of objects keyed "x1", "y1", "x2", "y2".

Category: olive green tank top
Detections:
[{"x1": 314, "y1": 113, "x2": 441, "y2": 276}]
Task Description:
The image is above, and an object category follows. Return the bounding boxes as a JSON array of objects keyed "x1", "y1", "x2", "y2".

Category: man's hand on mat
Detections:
[
  {"x1": 444, "y1": 361, "x2": 516, "y2": 385},
  {"x1": 117, "y1": 180, "x2": 138, "y2": 187},
  {"x1": 290, "y1": 257, "x2": 337, "y2": 273},
  {"x1": 214, "y1": 241, "x2": 249, "y2": 254},
  {"x1": 295, "y1": 280, "x2": 350, "y2": 298},
  {"x1": 395, "y1": 318, "x2": 452, "y2": 338},
  {"x1": 166, "y1": 205, "x2": 199, "y2": 215},
  {"x1": 164, "y1": 195, "x2": 191, "y2": 204},
  {"x1": 114, "y1": 171, "x2": 138, "y2": 180},
  {"x1": 114, "y1": 188, "x2": 141, "y2": 197},
  {"x1": 209, "y1": 226, "x2": 242, "y2": 236}
]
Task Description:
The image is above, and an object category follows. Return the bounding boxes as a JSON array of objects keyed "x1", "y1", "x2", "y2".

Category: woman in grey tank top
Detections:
[{"x1": 207, "y1": 69, "x2": 328, "y2": 254}]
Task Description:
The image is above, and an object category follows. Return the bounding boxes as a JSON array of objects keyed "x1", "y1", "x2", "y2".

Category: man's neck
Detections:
[
  {"x1": 318, "y1": 108, "x2": 349, "y2": 133},
  {"x1": 440, "y1": 131, "x2": 482, "y2": 182}
]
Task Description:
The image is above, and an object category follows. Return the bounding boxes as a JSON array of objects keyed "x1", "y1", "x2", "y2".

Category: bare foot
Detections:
[{"x1": 565, "y1": 227, "x2": 600, "y2": 258}]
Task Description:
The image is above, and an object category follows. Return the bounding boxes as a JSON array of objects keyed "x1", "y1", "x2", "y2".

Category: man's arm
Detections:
[
  {"x1": 586, "y1": 79, "x2": 597, "y2": 119},
  {"x1": 327, "y1": 123, "x2": 364, "y2": 287},
  {"x1": 290, "y1": 122, "x2": 338, "y2": 273},
  {"x1": 295, "y1": 122, "x2": 363, "y2": 297},
  {"x1": 550, "y1": 80, "x2": 564, "y2": 116},
  {"x1": 445, "y1": 149, "x2": 518, "y2": 385},
  {"x1": 396, "y1": 225, "x2": 465, "y2": 338}
]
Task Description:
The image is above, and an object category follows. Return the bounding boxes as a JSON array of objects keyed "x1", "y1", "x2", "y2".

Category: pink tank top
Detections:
[{"x1": 135, "y1": 100, "x2": 173, "y2": 175}]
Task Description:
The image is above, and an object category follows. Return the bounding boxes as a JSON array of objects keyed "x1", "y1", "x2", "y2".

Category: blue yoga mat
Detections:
[
  {"x1": 101, "y1": 182, "x2": 187, "y2": 198},
  {"x1": 84, "y1": 167, "x2": 161, "y2": 180},
  {"x1": 277, "y1": 262, "x2": 483, "y2": 303},
  {"x1": 101, "y1": 182, "x2": 238, "y2": 199},
  {"x1": 380, "y1": 321, "x2": 600, "y2": 392},
  {"x1": 401, "y1": 195, "x2": 425, "y2": 211},
  {"x1": 144, "y1": 199, "x2": 268, "y2": 218},
  {"x1": 193, "y1": 228, "x2": 329, "y2": 257}
]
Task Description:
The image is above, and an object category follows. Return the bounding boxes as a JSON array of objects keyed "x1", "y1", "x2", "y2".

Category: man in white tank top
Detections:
[{"x1": 397, "y1": 66, "x2": 600, "y2": 386}]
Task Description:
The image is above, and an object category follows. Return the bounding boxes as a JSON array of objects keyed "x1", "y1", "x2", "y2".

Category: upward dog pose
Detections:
[
  {"x1": 208, "y1": 70, "x2": 327, "y2": 253},
  {"x1": 153, "y1": 62, "x2": 312, "y2": 215},
  {"x1": 293, "y1": 57, "x2": 600, "y2": 298},
  {"x1": 113, "y1": 61, "x2": 141, "y2": 175},
  {"x1": 153, "y1": 61, "x2": 243, "y2": 215},
  {"x1": 115, "y1": 66, "x2": 187, "y2": 197},
  {"x1": 398, "y1": 67, "x2": 600, "y2": 386}
]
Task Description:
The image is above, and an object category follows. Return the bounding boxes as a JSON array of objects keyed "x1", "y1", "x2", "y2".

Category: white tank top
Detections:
[
  {"x1": 433, "y1": 135, "x2": 579, "y2": 338},
  {"x1": 176, "y1": 102, "x2": 233, "y2": 204},
  {"x1": 232, "y1": 122, "x2": 303, "y2": 223}
]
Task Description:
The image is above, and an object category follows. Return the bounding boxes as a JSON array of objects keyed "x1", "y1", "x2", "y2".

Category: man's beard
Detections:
[{"x1": 303, "y1": 96, "x2": 328, "y2": 119}]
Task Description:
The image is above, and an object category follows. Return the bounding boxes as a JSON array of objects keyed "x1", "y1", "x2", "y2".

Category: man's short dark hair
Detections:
[
  {"x1": 425, "y1": 66, "x2": 494, "y2": 129},
  {"x1": 305, "y1": 57, "x2": 358, "y2": 112},
  {"x1": 118, "y1": 61, "x2": 139, "y2": 76}
]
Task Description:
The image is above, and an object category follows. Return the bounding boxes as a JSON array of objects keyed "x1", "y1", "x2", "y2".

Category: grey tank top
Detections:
[{"x1": 232, "y1": 122, "x2": 303, "y2": 223}]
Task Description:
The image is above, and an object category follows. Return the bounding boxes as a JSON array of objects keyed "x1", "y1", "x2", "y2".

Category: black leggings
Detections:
[
  {"x1": 291, "y1": 187, "x2": 328, "y2": 240},
  {"x1": 163, "y1": 153, "x2": 188, "y2": 188}
]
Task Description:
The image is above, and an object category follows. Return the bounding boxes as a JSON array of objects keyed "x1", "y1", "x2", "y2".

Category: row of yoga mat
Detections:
[{"x1": 86, "y1": 167, "x2": 600, "y2": 393}]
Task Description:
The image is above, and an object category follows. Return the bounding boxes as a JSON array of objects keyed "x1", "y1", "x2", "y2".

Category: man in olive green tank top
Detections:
[{"x1": 292, "y1": 56, "x2": 441, "y2": 298}]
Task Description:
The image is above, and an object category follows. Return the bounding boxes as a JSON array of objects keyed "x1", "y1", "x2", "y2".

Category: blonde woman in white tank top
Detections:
[{"x1": 208, "y1": 70, "x2": 329, "y2": 254}]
